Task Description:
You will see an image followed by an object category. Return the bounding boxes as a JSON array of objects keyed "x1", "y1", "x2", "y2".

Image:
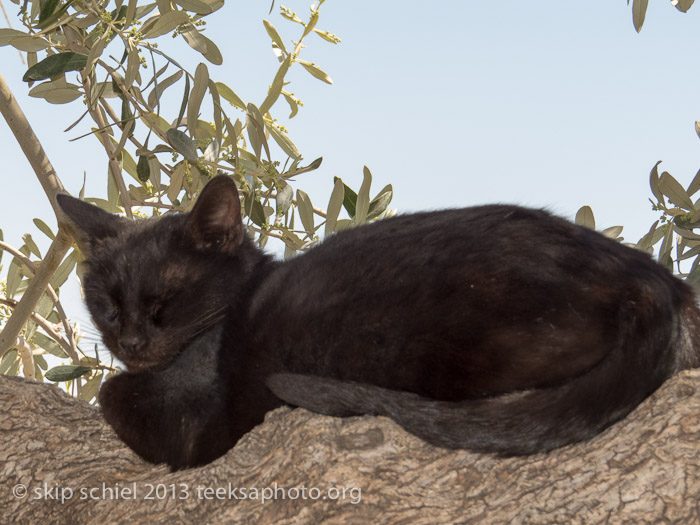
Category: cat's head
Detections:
[{"x1": 58, "y1": 175, "x2": 254, "y2": 371}]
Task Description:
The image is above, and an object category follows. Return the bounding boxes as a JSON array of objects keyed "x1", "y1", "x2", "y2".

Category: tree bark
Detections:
[{"x1": 2, "y1": 370, "x2": 699, "y2": 523}]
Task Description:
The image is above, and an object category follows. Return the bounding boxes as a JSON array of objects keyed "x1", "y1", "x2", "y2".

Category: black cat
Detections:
[{"x1": 57, "y1": 175, "x2": 700, "y2": 469}]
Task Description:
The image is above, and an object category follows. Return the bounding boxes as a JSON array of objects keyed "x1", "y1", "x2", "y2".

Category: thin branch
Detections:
[
  {"x1": 0, "y1": 296, "x2": 75, "y2": 362},
  {"x1": 82, "y1": 74, "x2": 134, "y2": 219},
  {"x1": 0, "y1": 240, "x2": 80, "y2": 363}
]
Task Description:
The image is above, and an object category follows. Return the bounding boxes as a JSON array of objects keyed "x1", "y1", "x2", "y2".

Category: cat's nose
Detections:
[{"x1": 118, "y1": 336, "x2": 144, "y2": 357}]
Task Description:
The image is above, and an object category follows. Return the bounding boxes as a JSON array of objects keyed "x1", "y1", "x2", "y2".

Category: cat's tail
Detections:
[{"x1": 266, "y1": 301, "x2": 700, "y2": 455}]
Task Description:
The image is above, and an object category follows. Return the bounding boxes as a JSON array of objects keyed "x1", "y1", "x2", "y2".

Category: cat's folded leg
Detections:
[{"x1": 99, "y1": 371, "x2": 225, "y2": 469}]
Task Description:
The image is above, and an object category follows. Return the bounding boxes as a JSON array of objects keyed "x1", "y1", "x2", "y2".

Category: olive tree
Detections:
[{"x1": 0, "y1": 0, "x2": 393, "y2": 399}]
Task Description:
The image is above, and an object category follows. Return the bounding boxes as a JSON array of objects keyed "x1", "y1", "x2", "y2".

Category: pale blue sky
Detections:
[{"x1": 2, "y1": 1, "x2": 700, "y2": 323}]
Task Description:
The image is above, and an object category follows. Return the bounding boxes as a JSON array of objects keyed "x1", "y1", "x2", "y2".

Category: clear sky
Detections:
[{"x1": 2, "y1": 1, "x2": 700, "y2": 325}]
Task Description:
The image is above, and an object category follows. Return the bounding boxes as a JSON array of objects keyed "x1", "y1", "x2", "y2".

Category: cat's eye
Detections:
[
  {"x1": 150, "y1": 303, "x2": 163, "y2": 325},
  {"x1": 106, "y1": 305, "x2": 120, "y2": 322}
]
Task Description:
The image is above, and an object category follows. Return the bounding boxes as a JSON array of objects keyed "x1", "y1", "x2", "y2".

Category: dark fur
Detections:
[{"x1": 57, "y1": 175, "x2": 700, "y2": 469}]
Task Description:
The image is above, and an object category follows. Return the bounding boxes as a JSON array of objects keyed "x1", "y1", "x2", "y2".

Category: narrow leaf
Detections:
[
  {"x1": 144, "y1": 10, "x2": 189, "y2": 39},
  {"x1": 659, "y1": 172, "x2": 695, "y2": 211},
  {"x1": 50, "y1": 250, "x2": 79, "y2": 289},
  {"x1": 334, "y1": 176, "x2": 357, "y2": 217},
  {"x1": 266, "y1": 122, "x2": 300, "y2": 159},
  {"x1": 649, "y1": 161, "x2": 665, "y2": 205},
  {"x1": 216, "y1": 82, "x2": 245, "y2": 109},
  {"x1": 166, "y1": 129, "x2": 198, "y2": 161},
  {"x1": 22, "y1": 52, "x2": 88, "y2": 82},
  {"x1": 200, "y1": 34, "x2": 223, "y2": 66},
  {"x1": 0, "y1": 29, "x2": 28, "y2": 46},
  {"x1": 33, "y1": 332, "x2": 68, "y2": 358},
  {"x1": 367, "y1": 184, "x2": 393, "y2": 221},
  {"x1": 260, "y1": 55, "x2": 291, "y2": 115},
  {"x1": 296, "y1": 189, "x2": 315, "y2": 236},
  {"x1": 79, "y1": 372, "x2": 104, "y2": 402},
  {"x1": 632, "y1": 0, "x2": 649, "y2": 33},
  {"x1": 137, "y1": 155, "x2": 151, "y2": 182},
  {"x1": 187, "y1": 63, "x2": 209, "y2": 136},
  {"x1": 688, "y1": 167, "x2": 700, "y2": 197},
  {"x1": 355, "y1": 166, "x2": 372, "y2": 224},
  {"x1": 296, "y1": 59, "x2": 333, "y2": 84},
  {"x1": 45, "y1": 365, "x2": 93, "y2": 382},
  {"x1": 173, "y1": 0, "x2": 212, "y2": 14},
  {"x1": 325, "y1": 178, "x2": 344, "y2": 236},
  {"x1": 575, "y1": 206, "x2": 595, "y2": 230},
  {"x1": 263, "y1": 19, "x2": 287, "y2": 55}
]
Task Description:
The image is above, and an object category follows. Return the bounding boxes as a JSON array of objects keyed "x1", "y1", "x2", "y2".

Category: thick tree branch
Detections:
[{"x1": 2, "y1": 370, "x2": 699, "y2": 522}]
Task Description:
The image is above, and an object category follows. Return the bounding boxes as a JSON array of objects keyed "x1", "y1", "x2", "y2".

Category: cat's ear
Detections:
[
  {"x1": 57, "y1": 194, "x2": 125, "y2": 254},
  {"x1": 185, "y1": 175, "x2": 243, "y2": 254}
]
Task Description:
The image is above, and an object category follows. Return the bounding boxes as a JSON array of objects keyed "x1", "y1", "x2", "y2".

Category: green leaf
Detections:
[
  {"x1": 636, "y1": 220, "x2": 659, "y2": 253},
  {"x1": 51, "y1": 249, "x2": 79, "y2": 289},
  {"x1": 166, "y1": 129, "x2": 198, "y2": 161},
  {"x1": 265, "y1": 122, "x2": 300, "y2": 159},
  {"x1": 79, "y1": 372, "x2": 104, "y2": 402},
  {"x1": 282, "y1": 92, "x2": 299, "y2": 118},
  {"x1": 659, "y1": 172, "x2": 695, "y2": 211},
  {"x1": 263, "y1": 19, "x2": 287, "y2": 55},
  {"x1": 674, "y1": 0, "x2": 695, "y2": 13},
  {"x1": 260, "y1": 56, "x2": 291, "y2": 115},
  {"x1": 355, "y1": 166, "x2": 372, "y2": 224},
  {"x1": 333, "y1": 176, "x2": 357, "y2": 218},
  {"x1": 187, "y1": 63, "x2": 209, "y2": 136},
  {"x1": 144, "y1": 10, "x2": 189, "y2": 38},
  {"x1": 7, "y1": 257, "x2": 23, "y2": 298},
  {"x1": 248, "y1": 199, "x2": 268, "y2": 227},
  {"x1": 216, "y1": 82, "x2": 245, "y2": 110},
  {"x1": 173, "y1": 0, "x2": 213, "y2": 14},
  {"x1": 148, "y1": 69, "x2": 183, "y2": 108},
  {"x1": 22, "y1": 233, "x2": 41, "y2": 258},
  {"x1": 32, "y1": 332, "x2": 68, "y2": 358},
  {"x1": 284, "y1": 157, "x2": 322, "y2": 177},
  {"x1": 649, "y1": 161, "x2": 665, "y2": 205},
  {"x1": 28, "y1": 79, "x2": 82, "y2": 105},
  {"x1": 632, "y1": 0, "x2": 648, "y2": 33},
  {"x1": 575, "y1": 206, "x2": 595, "y2": 230},
  {"x1": 601, "y1": 225, "x2": 624, "y2": 240},
  {"x1": 325, "y1": 178, "x2": 345, "y2": 236},
  {"x1": 246, "y1": 103, "x2": 270, "y2": 161},
  {"x1": 45, "y1": 365, "x2": 93, "y2": 382},
  {"x1": 200, "y1": 34, "x2": 223, "y2": 66},
  {"x1": 176, "y1": 74, "x2": 190, "y2": 127},
  {"x1": 296, "y1": 190, "x2": 315, "y2": 236},
  {"x1": 22, "y1": 52, "x2": 88, "y2": 82},
  {"x1": 658, "y1": 224, "x2": 674, "y2": 269},
  {"x1": 167, "y1": 162, "x2": 186, "y2": 202},
  {"x1": 0, "y1": 349, "x2": 19, "y2": 376},
  {"x1": 8, "y1": 36, "x2": 50, "y2": 52},
  {"x1": 137, "y1": 155, "x2": 151, "y2": 182},
  {"x1": 0, "y1": 29, "x2": 28, "y2": 46},
  {"x1": 39, "y1": 0, "x2": 60, "y2": 22},
  {"x1": 688, "y1": 167, "x2": 700, "y2": 197},
  {"x1": 33, "y1": 218, "x2": 55, "y2": 240},
  {"x1": 26, "y1": 293, "x2": 54, "y2": 340},
  {"x1": 367, "y1": 184, "x2": 393, "y2": 221},
  {"x1": 296, "y1": 59, "x2": 333, "y2": 84},
  {"x1": 180, "y1": 22, "x2": 207, "y2": 54},
  {"x1": 301, "y1": 10, "x2": 319, "y2": 40}
]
